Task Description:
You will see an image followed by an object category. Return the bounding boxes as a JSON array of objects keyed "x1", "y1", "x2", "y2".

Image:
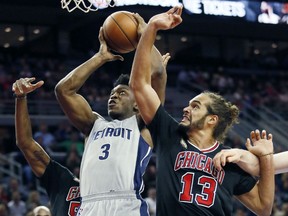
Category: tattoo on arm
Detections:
[{"x1": 33, "y1": 150, "x2": 49, "y2": 166}]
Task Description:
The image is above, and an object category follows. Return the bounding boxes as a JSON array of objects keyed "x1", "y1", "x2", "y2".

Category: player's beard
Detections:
[{"x1": 178, "y1": 114, "x2": 207, "y2": 134}]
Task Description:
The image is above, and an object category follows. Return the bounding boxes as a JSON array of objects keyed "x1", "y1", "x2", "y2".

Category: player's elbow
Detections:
[
  {"x1": 54, "y1": 79, "x2": 73, "y2": 98},
  {"x1": 54, "y1": 79, "x2": 66, "y2": 94},
  {"x1": 263, "y1": 199, "x2": 274, "y2": 216},
  {"x1": 54, "y1": 80, "x2": 64, "y2": 97},
  {"x1": 254, "y1": 200, "x2": 273, "y2": 216},
  {"x1": 129, "y1": 78, "x2": 140, "y2": 92},
  {"x1": 255, "y1": 207, "x2": 272, "y2": 216},
  {"x1": 16, "y1": 138, "x2": 33, "y2": 150}
]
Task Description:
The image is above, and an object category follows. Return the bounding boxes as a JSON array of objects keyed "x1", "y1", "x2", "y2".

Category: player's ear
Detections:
[
  {"x1": 133, "y1": 103, "x2": 139, "y2": 112},
  {"x1": 208, "y1": 114, "x2": 218, "y2": 126}
]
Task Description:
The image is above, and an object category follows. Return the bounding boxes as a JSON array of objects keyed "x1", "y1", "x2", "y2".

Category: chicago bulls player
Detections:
[
  {"x1": 13, "y1": 77, "x2": 80, "y2": 216},
  {"x1": 130, "y1": 6, "x2": 274, "y2": 216}
]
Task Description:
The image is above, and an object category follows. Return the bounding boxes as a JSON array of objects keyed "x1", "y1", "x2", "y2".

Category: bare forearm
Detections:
[
  {"x1": 130, "y1": 23, "x2": 162, "y2": 124},
  {"x1": 54, "y1": 54, "x2": 106, "y2": 134},
  {"x1": 237, "y1": 149, "x2": 260, "y2": 176},
  {"x1": 15, "y1": 97, "x2": 50, "y2": 176},
  {"x1": 151, "y1": 46, "x2": 167, "y2": 104},
  {"x1": 55, "y1": 53, "x2": 106, "y2": 94},
  {"x1": 239, "y1": 151, "x2": 288, "y2": 175},
  {"x1": 274, "y1": 151, "x2": 288, "y2": 174},
  {"x1": 257, "y1": 154, "x2": 274, "y2": 215},
  {"x1": 151, "y1": 71, "x2": 167, "y2": 105},
  {"x1": 151, "y1": 46, "x2": 163, "y2": 76},
  {"x1": 13, "y1": 78, "x2": 50, "y2": 177},
  {"x1": 15, "y1": 98, "x2": 33, "y2": 147},
  {"x1": 131, "y1": 24, "x2": 157, "y2": 88}
]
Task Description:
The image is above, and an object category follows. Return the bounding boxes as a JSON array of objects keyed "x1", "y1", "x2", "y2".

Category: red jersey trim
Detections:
[{"x1": 187, "y1": 140, "x2": 219, "y2": 153}]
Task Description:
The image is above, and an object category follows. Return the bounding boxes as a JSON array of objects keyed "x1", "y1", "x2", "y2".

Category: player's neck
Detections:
[{"x1": 187, "y1": 131, "x2": 216, "y2": 149}]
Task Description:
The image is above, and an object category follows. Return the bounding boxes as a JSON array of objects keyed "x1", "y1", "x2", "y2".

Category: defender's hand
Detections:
[
  {"x1": 12, "y1": 77, "x2": 44, "y2": 96},
  {"x1": 246, "y1": 130, "x2": 273, "y2": 157},
  {"x1": 213, "y1": 148, "x2": 243, "y2": 171}
]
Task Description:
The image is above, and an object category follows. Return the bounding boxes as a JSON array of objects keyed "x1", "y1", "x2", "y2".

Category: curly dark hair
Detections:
[{"x1": 203, "y1": 91, "x2": 240, "y2": 143}]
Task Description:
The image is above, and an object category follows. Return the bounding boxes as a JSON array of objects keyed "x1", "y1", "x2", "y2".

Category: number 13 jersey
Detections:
[{"x1": 147, "y1": 106, "x2": 257, "y2": 216}]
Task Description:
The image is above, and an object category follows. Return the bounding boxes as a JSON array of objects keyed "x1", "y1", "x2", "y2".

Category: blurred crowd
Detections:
[
  {"x1": 176, "y1": 65, "x2": 288, "y2": 117},
  {"x1": 1, "y1": 52, "x2": 288, "y2": 118},
  {"x1": 0, "y1": 52, "x2": 288, "y2": 215}
]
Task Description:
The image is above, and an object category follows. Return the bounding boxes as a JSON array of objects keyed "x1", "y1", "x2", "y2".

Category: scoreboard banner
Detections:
[
  {"x1": 182, "y1": 0, "x2": 288, "y2": 25},
  {"x1": 113, "y1": 0, "x2": 288, "y2": 25}
]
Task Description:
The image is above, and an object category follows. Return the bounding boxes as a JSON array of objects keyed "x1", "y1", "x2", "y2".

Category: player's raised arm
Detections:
[
  {"x1": 236, "y1": 130, "x2": 274, "y2": 216},
  {"x1": 151, "y1": 51, "x2": 170, "y2": 105},
  {"x1": 55, "y1": 28, "x2": 123, "y2": 136},
  {"x1": 274, "y1": 151, "x2": 288, "y2": 174},
  {"x1": 13, "y1": 77, "x2": 50, "y2": 177},
  {"x1": 133, "y1": 13, "x2": 169, "y2": 105},
  {"x1": 213, "y1": 148, "x2": 260, "y2": 176},
  {"x1": 213, "y1": 141, "x2": 288, "y2": 176},
  {"x1": 130, "y1": 6, "x2": 183, "y2": 125}
]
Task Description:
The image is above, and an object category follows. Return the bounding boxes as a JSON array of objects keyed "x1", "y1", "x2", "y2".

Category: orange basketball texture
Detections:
[{"x1": 102, "y1": 11, "x2": 139, "y2": 54}]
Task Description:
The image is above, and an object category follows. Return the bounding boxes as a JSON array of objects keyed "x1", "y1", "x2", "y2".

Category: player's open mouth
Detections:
[
  {"x1": 108, "y1": 99, "x2": 116, "y2": 105},
  {"x1": 181, "y1": 116, "x2": 189, "y2": 122},
  {"x1": 108, "y1": 100, "x2": 117, "y2": 108}
]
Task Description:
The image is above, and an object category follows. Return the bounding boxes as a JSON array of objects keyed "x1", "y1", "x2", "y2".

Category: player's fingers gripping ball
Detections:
[{"x1": 102, "y1": 11, "x2": 139, "y2": 54}]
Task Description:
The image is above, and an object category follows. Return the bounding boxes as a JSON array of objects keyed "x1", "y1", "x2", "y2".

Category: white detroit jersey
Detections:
[{"x1": 78, "y1": 115, "x2": 152, "y2": 216}]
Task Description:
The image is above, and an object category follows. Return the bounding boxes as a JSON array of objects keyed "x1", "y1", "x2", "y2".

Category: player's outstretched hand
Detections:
[
  {"x1": 148, "y1": 5, "x2": 183, "y2": 31},
  {"x1": 246, "y1": 129, "x2": 274, "y2": 157},
  {"x1": 12, "y1": 77, "x2": 44, "y2": 96},
  {"x1": 213, "y1": 148, "x2": 244, "y2": 171},
  {"x1": 98, "y1": 27, "x2": 124, "y2": 62},
  {"x1": 162, "y1": 53, "x2": 171, "y2": 69}
]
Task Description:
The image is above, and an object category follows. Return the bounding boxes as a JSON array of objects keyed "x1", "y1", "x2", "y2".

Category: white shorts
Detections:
[{"x1": 76, "y1": 190, "x2": 149, "y2": 216}]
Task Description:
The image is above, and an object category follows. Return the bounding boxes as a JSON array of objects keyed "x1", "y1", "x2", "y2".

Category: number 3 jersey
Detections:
[
  {"x1": 80, "y1": 115, "x2": 152, "y2": 198},
  {"x1": 147, "y1": 106, "x2": 257, "y2": 216}
]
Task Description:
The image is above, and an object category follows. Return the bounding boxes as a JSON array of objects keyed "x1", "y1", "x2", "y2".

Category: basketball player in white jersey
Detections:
[{"x1": 55, "y1": 24, "x2": 170, "y2": 216}]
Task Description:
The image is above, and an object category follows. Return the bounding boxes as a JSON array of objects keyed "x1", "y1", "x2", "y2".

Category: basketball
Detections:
[{"x1": 102, "y1": 11, "x2": 139, "y2": 54}]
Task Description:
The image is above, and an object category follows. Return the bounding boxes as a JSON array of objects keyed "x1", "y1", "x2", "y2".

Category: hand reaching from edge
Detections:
[
  {"x1": 246, "y1": 129, "x2": 273, "y2": 157},
  {"x1": 162, "y1": 53, "x2": 171, "y2": 69},
  {"x1": 12, "y1": 77, "x2": 44, "y2": 96},
  {"x1": 213, "y1": 148, "x2": 244, "y2": 171}
]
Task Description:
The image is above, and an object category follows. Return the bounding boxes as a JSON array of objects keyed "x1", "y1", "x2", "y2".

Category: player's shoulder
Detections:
[
  {"x1": 49, "y1": 160, "x2": 72, "y2": 174},
  {"x1": 93, "y1": 111, "x2": 105, "y2": 120}
]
